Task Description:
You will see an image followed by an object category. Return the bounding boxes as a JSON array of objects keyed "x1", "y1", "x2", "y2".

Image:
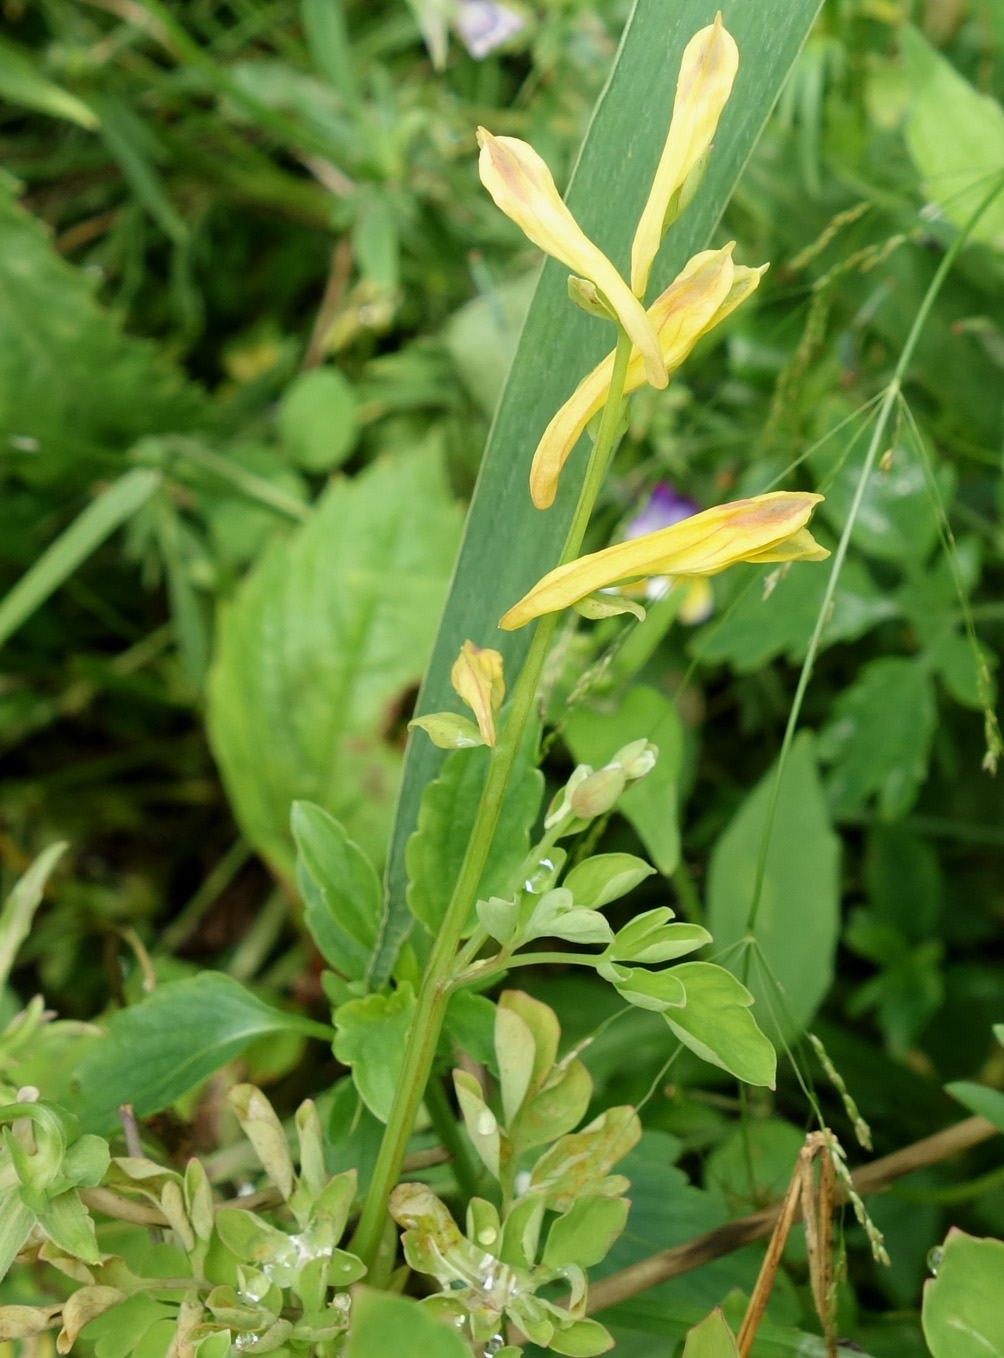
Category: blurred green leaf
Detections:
[
  {"x1": 0, "y1": 841, "x2": 66, "y2": 990},
  {"x1": 445, "y1": 273, "x2": 536, "y2": 418},
  {"x1": 922, "y1": 1229, "x2": 1004, "y2": 1357},
  {"x1": 278, "y1": 368, "x2": 359, "y2": 472},
  {"x1": 0, "y1": 38, "x2": 97, "y2": 129},
  {"x1": 708, "y1": 733, "x2": 840, "y2": 1043},
  {"x1": 91, "y1": 94, "x2": 188, "y2": 245},
  {"x1": 692, "y1": 558, "x2": 895, "y2": 673},
  {"x1": 301, "y1": 0, "x2": 357, "y2": 103},
  {"x1": 207, "y1": 446, "x2": 462, "y2": 879},
  {"x1": 0, "y1": 469, "x2": 161, "y2": 651},
  {"x1": 382, "y1": 0, "x2": 826, "y2": 984},
  {"x1": 0, "y1": 181, "x2": 205, "y2": 482},
  {"x1": 818, "y1": 657, "x2": 937, "y2": 820},
  {"x1": 901, "y1": 25, "x2": 1004, "y2": 253},
  {"x1": 813, "y1": 442, "x2": 953, "y2": 565},
  {"x1": 72, "y1": 973, "x2": 331, "y2": 1130},
  {"x1": 0, "y1": 1189, "x2": 35, "y2": 1285},
  {"x1": 945, "y1": 1081, "x2": 1004, "y2": 1133},
  {"x1": 345, "y1": 1288, "x2": 471, "y2": 1358}
]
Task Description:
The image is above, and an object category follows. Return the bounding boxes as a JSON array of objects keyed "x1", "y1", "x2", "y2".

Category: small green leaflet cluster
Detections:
[
  {"x1": 390, "y1": 990, "x2": 634, "y2": 1357},
  {"x1": 0, "y1": 1085, "x2": 366, "y2": 1357}
]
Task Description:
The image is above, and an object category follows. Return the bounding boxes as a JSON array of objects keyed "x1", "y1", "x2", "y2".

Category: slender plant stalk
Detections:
[
  {"x1": 350, "y1": 330, "x2": 635, "y2": 1272},
  {"x1": 744, "y1": 172, "x2": 1004, "y2": 939}
]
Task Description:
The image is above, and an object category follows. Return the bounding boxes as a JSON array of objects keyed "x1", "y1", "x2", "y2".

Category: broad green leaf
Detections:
[
  {"x1": 0, "y1": 37, "x2": 97, "y2": 129},
  {"x1": 0, "y1": 470, "x2": 161, "y2": 651},
  {"x1": 923, "y1": 1229, "x2": 1004, "y2": 1357},
  {"x1": 818, "y1": 657, "x2": 937, "y2": 820},
  {"x1": 0, "y1": 841, "x2": 66, "y2": 990},
  {"x1": 72, "y1": 973, "x2": 330, "y2": 1130},
  {"x1": 380, "y1": 0, "x2": 826, "y2": 984},
  {"x1": 692, "y1": 557, "x2": 896, "y2": 673},
  {"x1": 292, "y1": 801, "x2": 380, "y2": 982},
  {"x1": 665, "y1": 963, "x2": 776, "y2": 1088},
  {"x1": 345, "y1": 1288, "x2": 472, "y2": 1358},
  {"x1": 445, "y1": 273, "x2": 537, "y2": 417},
  {"x1": 565, "y1": 686, "x2": 683, "y2": 876},
  {"x1": 683, "y1": 1308, "x2": 741, "y2": 1358},
  {"x1": 405, "y1": 736, "x2": 543, "y2": 938},
  {"x1": 523, "y1": 890, "x2": 613, "y2": 947},
  {"x1": 278, "y1": 368, "x2": 359, "y2": 472},
  {"x1": 563, "y1": 853, "x2": 655, "y2": 910},
  {"x1": 707, "y1": 732, "x2": 840, "y2": 1044},
  {"x1": 543, "y1": 1195, "x2": 629, "y2": 1271},
  {"x1": 332, "y1": 984, "x2": 416, "y2": 1122},
  {"x1": 599, "y1": 962, "x2": 686, "y2": 1013},
  {"x1": 207, "y1": 446, "x2": 462, "y2": 879},
  {"x1": 495, "y1": 1003, "x2": 536, "y2": 1127},
  {"x1": 548, "y1": 1317, "x2": 616, "y2": 1356},
  {"x1": 0, "y1": 179, "x2": 204, "y2": 484},
  {"x1": 511, "y1": 1060, "x2": 592, "y2": 1154},
  {"x1": 34, "y1": 1189, "x2": 100, "y2": 1265},
  {"x1": 901, "y1": 25, "x2": 1004, "y2": 253}
]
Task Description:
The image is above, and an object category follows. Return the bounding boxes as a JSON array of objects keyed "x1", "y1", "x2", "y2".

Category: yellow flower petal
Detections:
[
  {"x1": 476, "y1": 128, "x2": 667, "y2": 389},
  {"x1": 530, "y1": 245, "x2": 768, "y2": 509},
  {"x1": 499, "y1": 492, "x2": 828, "y2": 630},
  {"x1": 631, "y1": 14, "x2": 740, "y2": 297},
  {"x1": 450, "y1": 640, "x2": 505, "y2": 746}
]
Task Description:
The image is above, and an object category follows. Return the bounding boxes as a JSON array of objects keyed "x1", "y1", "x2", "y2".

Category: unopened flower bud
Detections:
[
  {"x1": 544, "y1": 764, "x2": 592, "y2": 829},
  {"x1": 613, "y1": 738, "x2": 658, "y2": 780},
  {"x1": 570, "y1": 764, "x2": 627, "y2": 820}
]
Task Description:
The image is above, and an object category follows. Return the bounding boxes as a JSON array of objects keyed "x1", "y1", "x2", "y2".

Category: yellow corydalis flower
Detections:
[
  {"x1": 631, "y1": 13, "x2": 740, "y2": 297},
  {"x1": 476, "y1": 128, "x2": 667, "y2": 390},
  {"x1": 529, "y1": 245, "x2": 767, "y2": 509},
  {"x1": 499, "y1": 493, "x2": 829, "y2": 631},
  {"x1": 450, "y1": 640, "x2": 505, "y2": 746}
]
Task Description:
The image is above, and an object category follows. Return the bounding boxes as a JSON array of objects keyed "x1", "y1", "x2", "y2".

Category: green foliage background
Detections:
[{"x1": 2, "y1": 0, "x2": 1004, "y2": 1354}]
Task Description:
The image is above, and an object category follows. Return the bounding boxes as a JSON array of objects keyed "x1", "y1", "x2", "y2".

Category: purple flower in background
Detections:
[
  {"x1": 624, "y1": 482, "x2": 701, "y2": 540},
  {"x1": 621, "y1": 481, "x2": 714, "y2": 619},
  {"x1": 456, "y1": 0, "x2": 525, "y2": 59}
]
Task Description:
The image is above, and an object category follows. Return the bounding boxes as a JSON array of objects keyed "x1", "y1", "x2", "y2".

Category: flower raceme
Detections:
[
  {"x1": 631, "y1": 14, "x2": 740, "y2": 297},
  {"x1": 529, "y1": 245, "x2": 767, "y2": 509},
  {"x1": 498, "y1": 492, "x2": 829, "y2": 631},
  {"x1": 476, "y1": 129, "x2": 667, "y2": 390}
]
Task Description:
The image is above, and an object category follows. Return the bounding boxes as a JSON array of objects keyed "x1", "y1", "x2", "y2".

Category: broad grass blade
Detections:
[{"x1": 376, "y1": 0, "x2": 824, "y2": 983}]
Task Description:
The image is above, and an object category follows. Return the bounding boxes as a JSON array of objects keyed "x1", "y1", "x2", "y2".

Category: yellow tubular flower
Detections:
[
  {"x1": 450, "y1": 640, "x2": 505, "y2": 746},
  {"x1": 499, "y1": 492, "x2": 829, "y2": 631},
  {"x1": 630, "y1": 14, "x2": 740, "y2": 297},
  {"x1": 476, "y1": 128, "x2": 667, "y2": 389},
  {"x1": 529, "y1": 245, "x2": 768, "y2": 509}
]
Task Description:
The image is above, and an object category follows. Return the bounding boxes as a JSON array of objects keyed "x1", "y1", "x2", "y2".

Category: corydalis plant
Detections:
[{"x1": 365, "y1": 11, "x2": 829, "y2": 1283}]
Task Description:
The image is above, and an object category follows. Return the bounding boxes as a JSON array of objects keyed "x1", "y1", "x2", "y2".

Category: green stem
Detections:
[
  {"x1": 350, "y1": 330, "x2": 634, "y2": 1272},
  {"x1": 456, "y1": 950, "x2": 602, "y2": 987}
]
